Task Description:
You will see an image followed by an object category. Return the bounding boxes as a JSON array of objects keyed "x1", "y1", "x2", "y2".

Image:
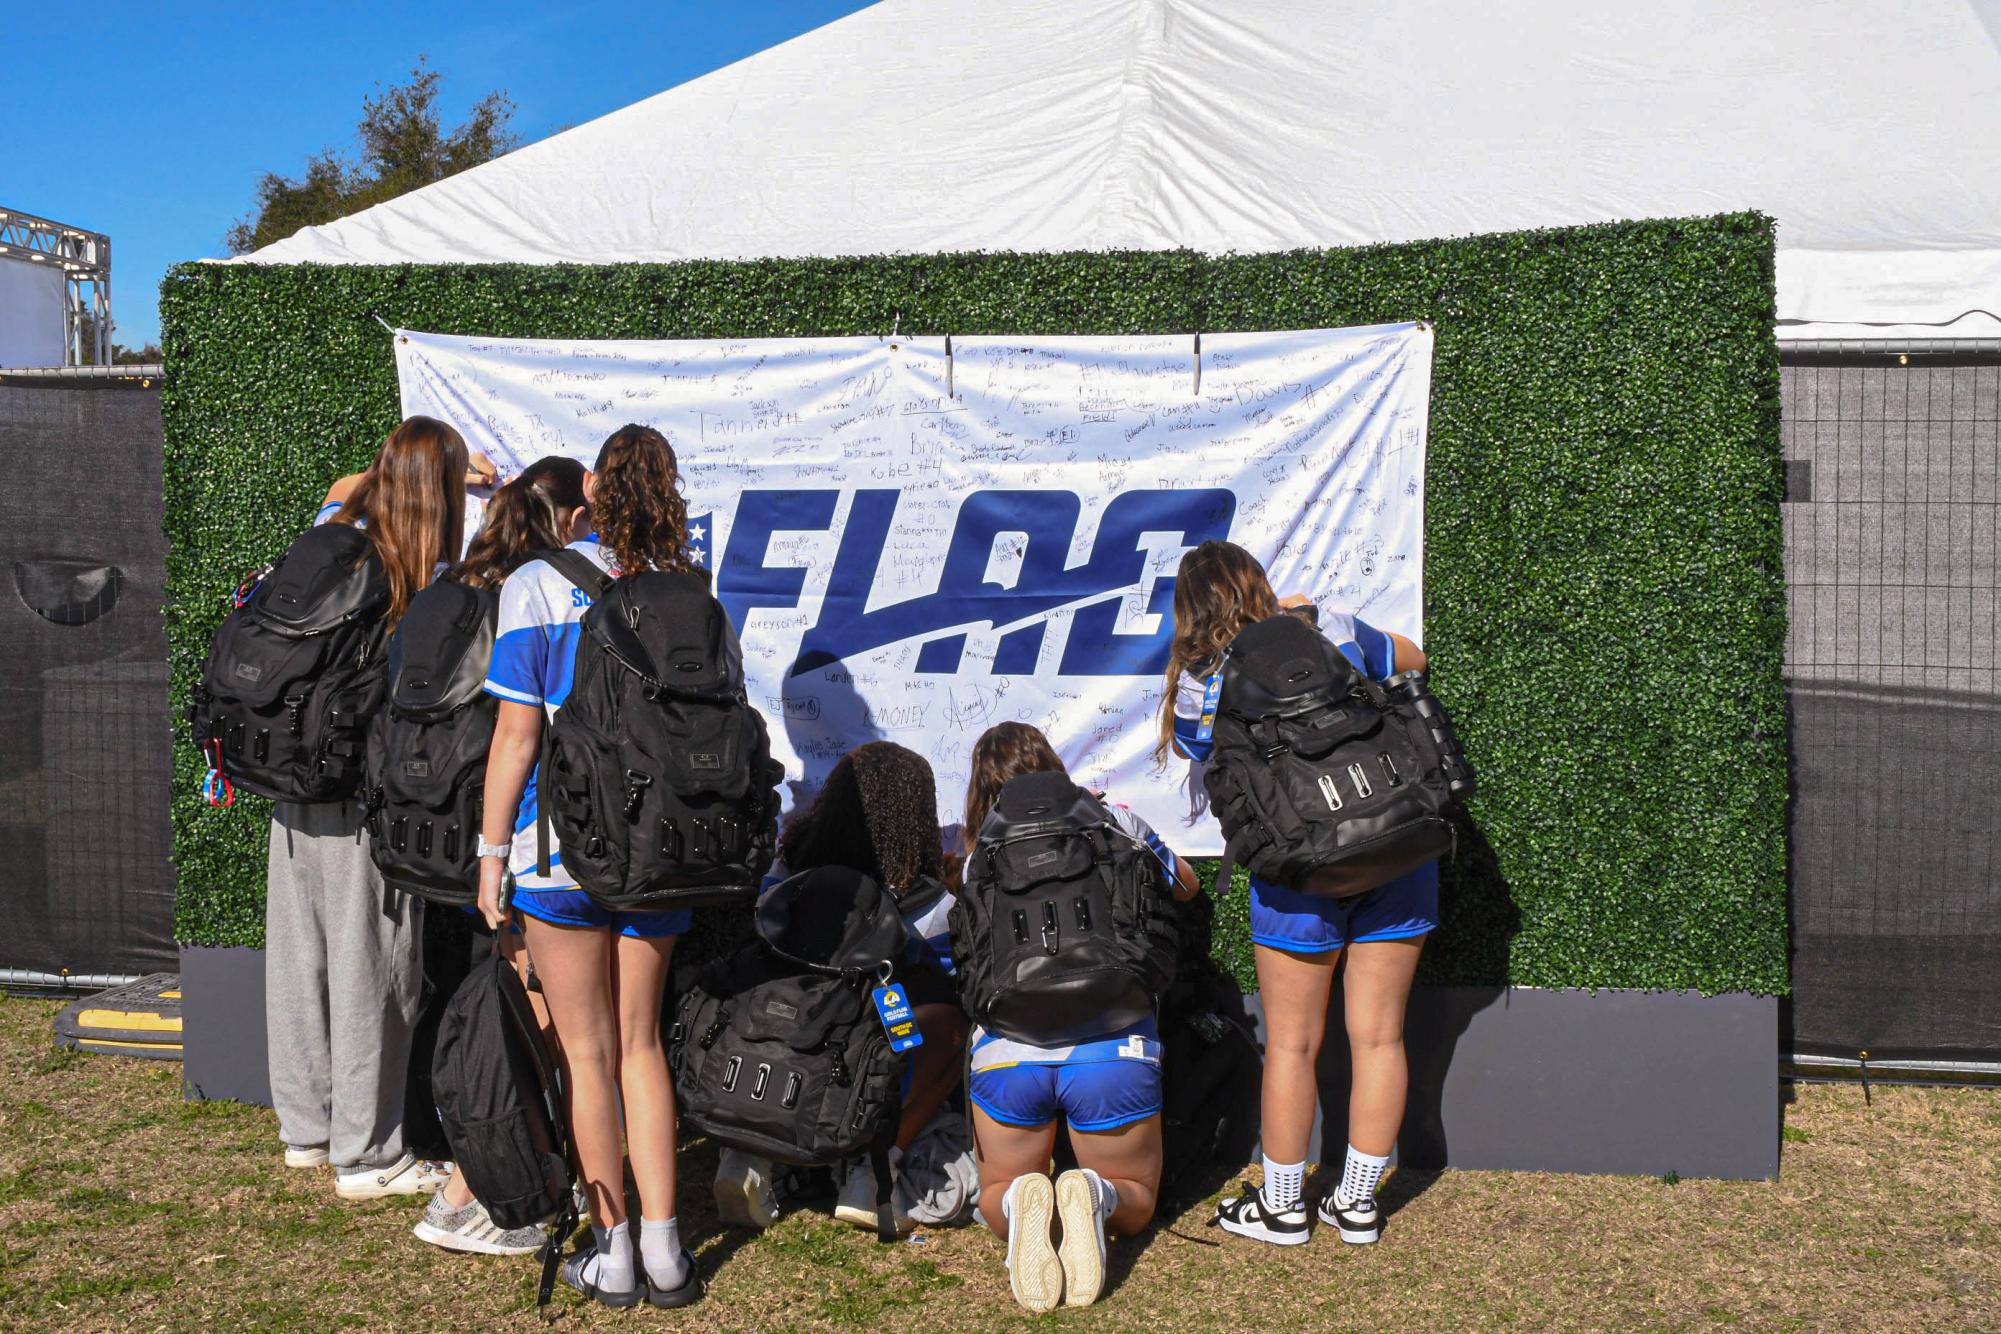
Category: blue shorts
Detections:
[
  {"x1": 1249, "y1": 861, "x2": 1439, "y2": 954},
  {"x1": 511, "y1": 886, "x2": 692, "y2": 939},
  {"x1": 971, "y1": 1060, "x2": 1162, "y2": 1133}
]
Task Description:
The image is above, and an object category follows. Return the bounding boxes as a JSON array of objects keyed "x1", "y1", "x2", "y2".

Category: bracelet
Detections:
[{"x1": 476, "y1": 837, "x2": 511, "y2": 860}]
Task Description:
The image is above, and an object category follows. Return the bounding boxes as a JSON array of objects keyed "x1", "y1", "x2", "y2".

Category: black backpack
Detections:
[
  {"x1": 667, "y1": 866, "x2": 911, "y2": 1239},
  {"x1": 542, "y1": 560, "x2": 783, "y2": 910},
  {"x1": 949, "y1": 772, "x2": 1179, "y2": 1047},
  {"x1": 1203, "y1": 612, "x2": 1476, "y2": 898},
  {"x1": 364, "y1": 579, "x2": 498, "y2": 906},
  {"x1": 189, "y1": 522, "x2": 389, "y2": 803},
  {"x1": 1155, "y1": 890, "x2": 1261, "y2": 1210},
  {"x1": 431, "y1": 943, "x2": 577, "y2": 1306}
]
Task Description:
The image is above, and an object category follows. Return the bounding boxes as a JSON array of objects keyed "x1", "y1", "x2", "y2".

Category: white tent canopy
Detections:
[{"x1": 244, "y1": 0, "x2": 2001, "y2": 340}]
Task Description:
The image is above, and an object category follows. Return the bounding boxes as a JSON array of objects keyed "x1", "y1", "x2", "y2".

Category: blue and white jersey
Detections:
[
  {"x1": 967, "y1": 800, "x2": 1179, "y2": 1073},
  {"x1": 1171, "y1": 610, "x2": 1398, "y2": 763},
  {"x1": 899, "y1": 880, "x2": 957, "y2": 978},
  {"x1": 481, "y1": 536, "x2": 614, "y2": 892},
  {"x1": 761, "y1": 859, "x2": 959, "y2": 978}
]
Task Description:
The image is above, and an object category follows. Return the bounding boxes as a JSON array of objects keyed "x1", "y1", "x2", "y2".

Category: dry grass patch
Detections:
[{"x1": 1, "y1": 996, "x2": 1995, "y2": 1332}]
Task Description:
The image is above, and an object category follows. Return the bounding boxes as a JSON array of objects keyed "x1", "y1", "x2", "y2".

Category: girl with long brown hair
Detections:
[
  {"x1": 268, "y1": 415, "x2": 466, "y2": 1203},
  {"x1": 451, "y1": 456, "x2": 589, "y2": 590},
  {"x1": 475, "y1": 425, "x2": 702, "y2": 1309},
  {"x1": 412, "y1": 453, "x2": 588, "y2": 1258},
  {"x1": 1162, "y1": 540, "x2": 1432, "y2": 1249},
  {"x1": 959, "y1": 723, "x2": 1198, "y2": 1313}
]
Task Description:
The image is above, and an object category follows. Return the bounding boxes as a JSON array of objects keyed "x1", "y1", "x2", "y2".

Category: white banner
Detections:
[{"x1": 396, "y1": 323, "x2": 1431, "y2": 851}]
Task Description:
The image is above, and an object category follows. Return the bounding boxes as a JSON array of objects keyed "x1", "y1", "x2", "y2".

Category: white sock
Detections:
[
  {"x1": 995, "y1": 1173, "x2": 1036, "y2": 1240},
  {"x1": 1090, "y1": 1171, "x2": 1119, "y2": 1221},
  {"x1": 1337, "y1": 1146, "x2": 1391, "y2": 1209},
  {"x1": 1261, "y1": 1156, "x2": 1305, "y2": 1212},
  {"x1": 640, "y1": 1216, "x2": 688, "y2": 1289},
  {"x1": 583, "y1": 1221, "x2": 635, "y2": 1293}
]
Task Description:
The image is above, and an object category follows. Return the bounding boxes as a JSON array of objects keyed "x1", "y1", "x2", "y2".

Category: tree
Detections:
[
  {"x1": 226, "y1": 58, "x2": 517, "y2": 255},
  {"x1": 71, "y1": 311, "x2": 160, "y2": 366}
]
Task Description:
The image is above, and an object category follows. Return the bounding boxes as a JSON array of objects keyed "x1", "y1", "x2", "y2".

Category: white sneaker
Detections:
[
  {"x1": 335, "y1": 1153, "x2": 455, "y2": 1201},
  {"x1": 1212, "y1": 1183, "x2": 1311, "y2": 1246},
  {"x1": 832, "y1": 1155, "x2": 914, "y2": 1234},
  {"x1": 1004, "y1": 1173, "x2": 1062, "y2": 1313},
  {"x1": 713, "y1": 1148, "x2": 784, "y2": 1230},
  {"x1": 411, "y1": 1188, "x2": 546, "y2": 1256},
  {"x1": 1317, "y1": 1188, "x2": 1382, "y2": 1244},
  {"x1": 1055, "y1": 1168, "x2": 1107, "y2": 1307},
  {"x1": 283, "y1": 1145, "x2": 329, "y2": 1169}
]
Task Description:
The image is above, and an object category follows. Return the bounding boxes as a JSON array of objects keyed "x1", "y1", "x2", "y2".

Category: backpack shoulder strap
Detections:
[
  {"x1": 530, "y1": 549, "x2": 610, "y2": 880},
  {"x1": 535, "y1": 547, "x2": 615, "y2": 601}
]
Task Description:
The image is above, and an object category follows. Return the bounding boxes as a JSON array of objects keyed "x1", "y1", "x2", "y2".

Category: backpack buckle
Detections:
[
  {"x1": 622, "y1": 770, "x2": 652, "y2": 820},
  {"x1": 1040, "y1": 901, "x2": 1060, "y2": 955}
]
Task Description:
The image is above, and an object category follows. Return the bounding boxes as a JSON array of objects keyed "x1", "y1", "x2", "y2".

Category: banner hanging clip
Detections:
[
  {"x1": 369, "y1": 312, "x2": 406, "y2": 343},
  {"x1": 1192, "y1": 331, "x2": 1202, "y2": 397}
]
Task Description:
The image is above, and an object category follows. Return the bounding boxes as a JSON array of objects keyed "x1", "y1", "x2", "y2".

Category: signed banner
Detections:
[{"x1": 397, "y1": 323, "x2": 1431, "y2": 848}]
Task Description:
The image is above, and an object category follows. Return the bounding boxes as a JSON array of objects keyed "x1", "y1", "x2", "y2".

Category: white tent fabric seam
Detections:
[{"x1": 233, "y1": 0, "x2": 2001, "y2": 340}]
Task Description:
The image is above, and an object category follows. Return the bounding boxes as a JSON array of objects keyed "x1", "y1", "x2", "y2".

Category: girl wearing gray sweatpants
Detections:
[{"x1": 268, "y1": 417, "x2": 469, "y2": 1198}]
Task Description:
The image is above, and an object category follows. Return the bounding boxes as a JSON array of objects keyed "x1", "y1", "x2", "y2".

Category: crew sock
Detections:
[
  {"x1": 1336, "y1": 1146, "x2": 1391, "y2": 1209},
  {"x1": 581, "y1": 1220, "x2": 635, "y2": 1293},
  {"x1": 640, "y1": 1216, "x2": 689, "y2": 1290},
  {"x1": 1092, "y1": 1172, "x2": 1120, "y2": 1222},
  {"x1": 1260, "y1": 1156, "x2": 1305, "y2": 1212}
]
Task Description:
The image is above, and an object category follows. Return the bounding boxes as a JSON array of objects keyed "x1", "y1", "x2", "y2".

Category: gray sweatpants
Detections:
[{"x1": 265, "y1": 799, "x2": 425, "y2": 1171}]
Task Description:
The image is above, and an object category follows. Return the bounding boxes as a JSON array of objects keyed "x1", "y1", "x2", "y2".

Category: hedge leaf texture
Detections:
[{"x1": 160, "y1": 213, "x2": 1787, "y2": 995}]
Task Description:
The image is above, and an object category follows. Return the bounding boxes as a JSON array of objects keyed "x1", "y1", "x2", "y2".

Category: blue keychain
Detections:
[
  {"x1": 871, "y1": 980, "x2": 925, "y2": 1053},
  {"x1": 1195, "y1": 669, "x2": 1224, "y2": 743}
]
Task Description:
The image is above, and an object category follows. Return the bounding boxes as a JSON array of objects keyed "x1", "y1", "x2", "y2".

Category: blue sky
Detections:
[{"x1": 1, "y1": 2, "x2": 877, "y2": 348}]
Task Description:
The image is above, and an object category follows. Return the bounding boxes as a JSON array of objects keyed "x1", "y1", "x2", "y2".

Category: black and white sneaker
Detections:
[
  {"x1": 1212, "y1": 1184, "x2": 1311, "y2": 1246},
  {"x1": 1316, "y1": 1189, "x2": 1381, "y2": 1245}
]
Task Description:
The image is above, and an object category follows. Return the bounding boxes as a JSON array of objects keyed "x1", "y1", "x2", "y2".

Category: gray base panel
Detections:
[
  {"x1": 180, "y1": 946, "x2": 272, "y2": 1106},
  {"x1": 1246, "y1": 985, "x2": 1778, "y2": 1181}
]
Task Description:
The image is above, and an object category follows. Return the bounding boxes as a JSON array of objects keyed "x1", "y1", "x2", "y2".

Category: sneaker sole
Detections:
[
  {"x1": 1215, "y1": 1212, "x2": 1312, "y2": 1247},
  {"x1": 1054, "y1": 1171, "x2": 1104, "y2": 1307},
  {"x1": 336, "y1": 1174, "x2": 450, "y2": 1201},
  {"x1": 1316, "y1": 1202, "x2": 1381, "y2": 1245},
  {"x1": 411, "y1": 1219, "x2": 543, "y2": 1257},
  {"x1": 284, "y1": 1149, "x2": 329, "y2": 1169},
  {"x1": 1008, "y1": 1175, "x2": 1063, "y2": 1313},
  {"x1": 713, "y1": 1176, "x2": 777, "y2": 1230}
]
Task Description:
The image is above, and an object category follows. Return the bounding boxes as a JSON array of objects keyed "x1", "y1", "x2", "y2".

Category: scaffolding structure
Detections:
[{"x1": 0, "y1": 206, "x2": 111, "y2": 367}]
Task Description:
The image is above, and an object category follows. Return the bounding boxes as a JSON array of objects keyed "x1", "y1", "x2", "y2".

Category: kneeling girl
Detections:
[{"x1": 960, "y1": 722, "x2": 1198, "y2": 1313}]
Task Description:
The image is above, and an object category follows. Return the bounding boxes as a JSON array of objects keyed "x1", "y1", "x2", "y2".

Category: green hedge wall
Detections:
[{"x1": 160, "y1": 213, "x2": 1788, "y2": 995}]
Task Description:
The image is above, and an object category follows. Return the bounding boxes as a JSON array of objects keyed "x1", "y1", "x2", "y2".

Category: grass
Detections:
[{"x1": 2, "y1": 995, "x2": 1997, "y2": 1332}]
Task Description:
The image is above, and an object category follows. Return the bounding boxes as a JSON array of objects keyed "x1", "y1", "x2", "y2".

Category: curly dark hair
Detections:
[
  {"x1": 780, "y1": 741, "x2": 945, "y2": 896},
  {"x1": 592, "y1": 424, "x2": 695, "y2": 577}
]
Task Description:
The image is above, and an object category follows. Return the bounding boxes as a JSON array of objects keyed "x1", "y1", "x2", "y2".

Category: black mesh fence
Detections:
[
  {"x1": 0, "y1": 377, "x2": 175, "y2": 978},
  {"x1": 1782, "y1": 357, "x2": 2001, "y2": 1061}
]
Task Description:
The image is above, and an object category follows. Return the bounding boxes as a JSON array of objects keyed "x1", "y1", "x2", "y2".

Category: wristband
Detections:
[{"x1": 476, "y1": 837, "x2": 511, "y2": 860}]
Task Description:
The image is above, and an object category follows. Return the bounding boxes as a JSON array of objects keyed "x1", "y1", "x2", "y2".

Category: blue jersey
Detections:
[
  {"x1": 1171, "y1": 610, "x2": 1398, "y2": 763},
  {"x1": 481, "y1": 537, "x2": 614, "y2": 892}
]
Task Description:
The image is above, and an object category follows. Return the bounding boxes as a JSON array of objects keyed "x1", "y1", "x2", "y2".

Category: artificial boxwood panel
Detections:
[{"x1": 160, "y1": 213, "x2": 1787, "y2": 995}]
